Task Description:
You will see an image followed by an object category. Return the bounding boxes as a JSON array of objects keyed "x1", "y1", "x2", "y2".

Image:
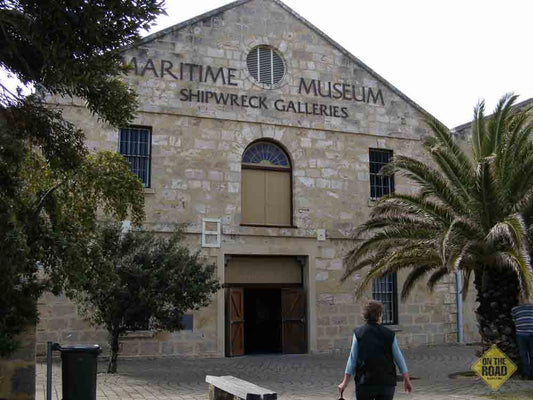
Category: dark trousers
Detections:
[
  {"x1": 355, "y1": 385, "x2": 395, "y2": 400},
  {"x1": 516, "y1": 333, "x2": 533, "y2": 377}
]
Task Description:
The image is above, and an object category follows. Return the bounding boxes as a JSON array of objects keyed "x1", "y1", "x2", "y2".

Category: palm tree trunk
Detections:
[
  {"x1": 107, "y1": 328, "x2": 120, "y2": 374},
  {"x1": 474, "y1": 267, "x2": 519, "y2": 362}
]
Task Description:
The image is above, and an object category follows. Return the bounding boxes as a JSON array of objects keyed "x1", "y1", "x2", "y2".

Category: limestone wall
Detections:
[
  {"x1": 37, "y1": 0, "x2": 468, "y2": 358},
  {"x1": 0, "y1": 327, "x2": 35, "y2": 400}
]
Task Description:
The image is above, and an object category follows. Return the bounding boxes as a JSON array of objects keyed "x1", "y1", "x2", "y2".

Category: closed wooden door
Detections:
[
  {"x1": 281, "y1": 288, "x2": 307, "y2": 354},
  {"x1": 226, "y1": 288, "x2": 244, "y2": 357}
]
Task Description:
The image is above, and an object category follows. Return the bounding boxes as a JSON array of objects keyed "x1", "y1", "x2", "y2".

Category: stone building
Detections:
[{"x1": 37, "y1": 0, "x2": 479, "y2": 359}]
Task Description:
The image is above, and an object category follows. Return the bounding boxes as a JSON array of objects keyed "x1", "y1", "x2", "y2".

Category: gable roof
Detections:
[{"x1": 131, "y1": 0, "x2": 442, "y2": 126}]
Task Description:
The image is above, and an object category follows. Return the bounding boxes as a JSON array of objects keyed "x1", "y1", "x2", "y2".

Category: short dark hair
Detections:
[{"x1": 363, "y1": 300, "x2": 384, "y2": 323}]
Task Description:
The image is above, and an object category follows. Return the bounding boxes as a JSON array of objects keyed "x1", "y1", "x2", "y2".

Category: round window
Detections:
[{"x1": 246, "y1": 46, "x2": 285, "y2": 86}]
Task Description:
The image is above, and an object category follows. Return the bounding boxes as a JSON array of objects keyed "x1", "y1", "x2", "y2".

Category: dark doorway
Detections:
[{"x1": 244, "y1": 288, "x2": 282, "y2": 354}]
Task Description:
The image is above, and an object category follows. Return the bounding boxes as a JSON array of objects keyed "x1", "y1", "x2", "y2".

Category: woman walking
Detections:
[{"x1": 338, "y1": 300, "x2": 412, "y2": 399}]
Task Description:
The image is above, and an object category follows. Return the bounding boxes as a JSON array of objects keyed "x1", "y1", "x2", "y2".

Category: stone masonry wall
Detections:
[
  {"x1": 0, "y1": 326, "x2": 35, "y2": 400},
  {"x1": 37, "y1": 0, "x2": 468, "y2": 358},
  {"x1": 36, "y1": 248, "x2": 219, "y2": 360}
]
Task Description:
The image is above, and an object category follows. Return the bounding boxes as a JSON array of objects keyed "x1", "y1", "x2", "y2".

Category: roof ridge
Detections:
[
  {"x1": 127, "y1": 0, "x2": 252, "y2": 49},
  {"x1": 269, "y1": 0, "x2": 442, "y2": 127}
]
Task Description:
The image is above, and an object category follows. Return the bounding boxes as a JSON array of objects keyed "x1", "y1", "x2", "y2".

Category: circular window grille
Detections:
[{"x1": 246, "y1": 46, "x2": 285, "y2": 86}]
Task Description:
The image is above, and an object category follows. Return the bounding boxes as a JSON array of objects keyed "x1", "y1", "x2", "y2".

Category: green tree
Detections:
[
  {"x1": 72, "y1": 222, "x2": 221, "y2": 373},
  {"x1": 342, "y1": 94, "x2": 533, "y2": 360},
  {"x1": 0, "y1": 0, "x2": 165, "y2": 355}
]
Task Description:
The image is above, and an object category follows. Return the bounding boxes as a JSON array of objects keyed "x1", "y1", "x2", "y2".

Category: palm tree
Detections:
[{"x1": 342, "y1": 94, "x2": 533, "y2": 360}]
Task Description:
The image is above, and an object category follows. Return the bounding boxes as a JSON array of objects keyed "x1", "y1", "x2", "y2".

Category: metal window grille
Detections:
[
  {"x1": 119, "y1": 126, "x2": 151, "y2": 187},
  {"x1": 369, "y1": 149, "x2": 394, "y2": 199},
  {"x1": 246, "y1": 46, "x2": 285, "y2": 85},
  {"x1": 372, "y1": 273, "x2": 398, "y2": 325},
  {"x1": 242, "y1": 141, "x2": 290, "y2": 167}
]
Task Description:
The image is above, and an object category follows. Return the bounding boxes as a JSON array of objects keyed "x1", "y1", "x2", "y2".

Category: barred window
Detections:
[
  {"x1": 372, "y1": 273, "x2": 398, "y2": 325},
  {"x1": 246, "y1": 46, "x2": 285, "y2": 86},
  {"x1": 369, "y1": 148, "x2": 397, "y2": 324},
  {"x1": 119, "y1": 126, "x2": 151, "y2": 187},
  {"x1": 369, "y1": 149, "x2": 394, "y2": 199}
]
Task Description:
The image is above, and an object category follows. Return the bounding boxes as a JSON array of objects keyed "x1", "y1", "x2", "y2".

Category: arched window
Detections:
[{"x1": 241, "y1": 141, "x2": 292, "y2": 226}]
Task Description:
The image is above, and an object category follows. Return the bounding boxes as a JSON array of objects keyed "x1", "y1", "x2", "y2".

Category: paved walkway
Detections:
[{"x1": 36, "y1": 344, "x2": 533, "y2": 400}]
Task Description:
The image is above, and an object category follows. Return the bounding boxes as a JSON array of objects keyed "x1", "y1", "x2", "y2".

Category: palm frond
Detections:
[
  {"x1": 349, "y1": 227, "x2": 437, "y2": 264},
  {"x1": 486, "y1": 214, "x2": 527, "y2": 250},
  {"x1": 382, "y1": 155, "x2": 467, "y2": 213},
  {"x1": 448, "y1": 239, "x2": 482, "y2": 272},
  {"x1": 427, "y1": 267, "x2": 450, "y2": 291},
  {"x1": 401, "y1": 265, "x2": 435, "y2": 300},
  {"x1": 508, "y1": 150, "x2": 533, "y2": 204},
  {"x1": 352, "y1": 213, "x2": 441, "y2": 238},
  {"x1": 492, "y1": 248, "x2": 533, "y2": 299},
  {"x1": 487, "y1": 93, "x2": 518, "y2": 154},
  {"x1": 472, "y1": 100, "x2": 487, "y2": 161},
  {"x1": 498, "y1": 108, "x2": 532, "y2": 183},
  {"x1": 425, "y1": 117, "x2": 474, "y2": 173},
  {"x1": 370, "y1": 193, "x2": 454, "y2": 226},
  {"x1": 474, "y1": 160, "x2": 500, "y2": 230},
  {"x1": 440, "y1": 218, "x2": 483, "y2": 266},
  {"x1": 341, "y1": 254, "x2": 378, "y2": 282},
  {"x1": 423, "y1": 136, "x2": 473, "y2": 206}
]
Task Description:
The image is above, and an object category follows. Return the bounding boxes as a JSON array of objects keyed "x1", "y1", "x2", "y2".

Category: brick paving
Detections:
[{"x1": 36, "y1": 344, "x2": 533, "y2": 399}]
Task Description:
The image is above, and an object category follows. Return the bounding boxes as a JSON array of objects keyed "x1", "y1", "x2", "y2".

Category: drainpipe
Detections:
[
  {"x1": 455, "y1": 270, "x2": 464, "y2": 343},
  {"x1": 46, "y1": 341, "x2": 52, "y2": 400}
]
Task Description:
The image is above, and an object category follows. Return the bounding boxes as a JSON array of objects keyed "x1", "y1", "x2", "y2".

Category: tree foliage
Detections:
[
  {"x1": 0, "y1": 0, "x2": 164, "y2": 124},
  {"x1": 72, "y1": 222, "x2": 221, "y2": 373},
  {"x1": 343, "y1": 94, "x2": 533, "y2": 359},
  {"x1": 0, "y1": 0, "x2": 166, "y2": 356}
]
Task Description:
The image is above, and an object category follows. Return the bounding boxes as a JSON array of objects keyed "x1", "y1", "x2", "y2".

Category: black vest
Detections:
[{"x1": 353, "y1": 323, "x2": 397, "y2": 386}]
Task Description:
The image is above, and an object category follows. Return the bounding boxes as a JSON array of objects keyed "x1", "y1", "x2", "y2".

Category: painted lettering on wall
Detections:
[
  {"x1": 179, "y1": 89, "x2": 349, "y2": 118},
  {"x1": 298, "y1": 78, "x2": 384, "y2": 106},
  {"x1": 125, "y1": 57, "x2": 387, "y2": 119},
  {"x1": 129, "y1": 57, "x2": 238, "y2": 86}
]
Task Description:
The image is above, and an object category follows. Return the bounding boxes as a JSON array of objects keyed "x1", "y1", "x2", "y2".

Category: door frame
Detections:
[{"x1": 218, "y1": 253, "x2": 316, "y2": 356}]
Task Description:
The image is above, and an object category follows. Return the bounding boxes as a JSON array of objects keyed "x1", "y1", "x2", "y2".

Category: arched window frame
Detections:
[{"x1": 241, "y1": 140, "x2": 293, "y2": 227}]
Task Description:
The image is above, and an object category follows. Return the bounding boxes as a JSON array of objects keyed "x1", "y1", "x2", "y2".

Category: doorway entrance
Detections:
[
  {"x1": 224, "y1": 255, "x2": 308, "y2": 357},
  {"x1": 244, "y1": 288, "x2": 282, "y2": 354},
  {"x1": 226, "y1": 286, "x2": 307, "y2": 356}
]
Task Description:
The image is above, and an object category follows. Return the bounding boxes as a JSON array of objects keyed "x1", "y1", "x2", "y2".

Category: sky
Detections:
[
  {"x1": 2, "y1": 0, "x2": 531, "y2": 128},
  {"x1": 147, "y1": 0, "x2": 533, "y2": 128}
]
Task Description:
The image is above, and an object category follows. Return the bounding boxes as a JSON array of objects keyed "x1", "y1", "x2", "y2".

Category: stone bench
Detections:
[{"x1": 206, "y1": 375, "x2": 277, "y2": 400}]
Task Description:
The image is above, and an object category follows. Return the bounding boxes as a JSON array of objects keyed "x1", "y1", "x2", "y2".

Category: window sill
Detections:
[
  {"x1": 144, "y1": 188, "x2": 156, "y2": 194},
  {"x1": 383, "y1": 324, "x2": 402, "y2": 332}
]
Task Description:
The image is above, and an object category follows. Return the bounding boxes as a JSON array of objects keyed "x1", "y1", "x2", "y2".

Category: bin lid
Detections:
[{"x1": 55, "y1": 344, "x2": 102, "y2": 354}]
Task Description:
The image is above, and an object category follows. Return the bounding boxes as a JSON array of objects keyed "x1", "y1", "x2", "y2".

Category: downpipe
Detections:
[{"x1": 455, "y1": 270, "x2": 464, "y2": 343}]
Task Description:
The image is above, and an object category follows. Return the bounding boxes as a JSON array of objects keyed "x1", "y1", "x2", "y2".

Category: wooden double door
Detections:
[{"x1": 226, "y1": 287, "x2": 307, "y2": 356}]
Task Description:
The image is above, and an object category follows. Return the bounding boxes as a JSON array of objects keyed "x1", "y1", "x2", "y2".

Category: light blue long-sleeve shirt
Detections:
[{"x1": 344, "y1": 333, "x2": 408, "y2": 375}]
